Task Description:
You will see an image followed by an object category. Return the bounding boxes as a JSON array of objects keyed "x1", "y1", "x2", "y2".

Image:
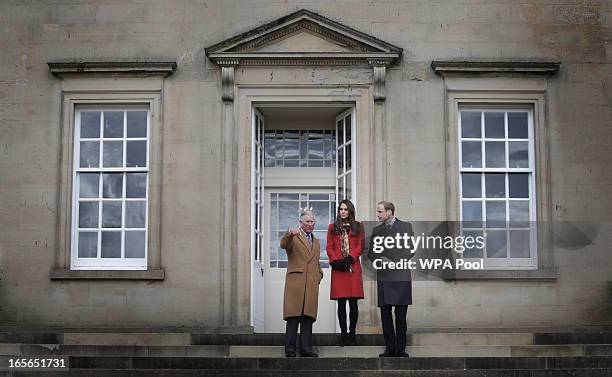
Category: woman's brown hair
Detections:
[{"x1": 332, "y1": 199, "x2": 361, "y2": 236}]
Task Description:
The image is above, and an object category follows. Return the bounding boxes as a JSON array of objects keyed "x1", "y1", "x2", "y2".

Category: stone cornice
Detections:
[
  {"x1": 431, "y1": 61, "x2": 560, "y2": 75},
  {"x1": 48, "y1": 61, "x2": 177, "y2": 78},
  {"x1": 208, "y1": 53, "x2": 399, "y2": 67}
]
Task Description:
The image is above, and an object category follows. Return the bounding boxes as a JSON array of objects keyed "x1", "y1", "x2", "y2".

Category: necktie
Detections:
[{"x1": 307, "y1": 233, "x2": 313, "y2": 247}]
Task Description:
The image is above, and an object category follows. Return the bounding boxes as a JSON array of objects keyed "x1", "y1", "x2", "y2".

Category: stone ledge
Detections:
[
  {"x1": 48, "y1": 61, "x2": 177, "y2": 78},
  {"x1": 431, "y1": 61, "x2": 560, "y2": 75},
  {"x1": 443, "y1": 268, "x2": 558, "y2": 281},
  {"x1": 50, "y1": 268, "x2": 165, "y2": 280}
]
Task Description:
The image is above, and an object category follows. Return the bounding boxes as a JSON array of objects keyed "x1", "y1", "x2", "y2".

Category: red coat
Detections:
[{"x1": 326, "y1": 223, "x2": 365, "y2": 300}]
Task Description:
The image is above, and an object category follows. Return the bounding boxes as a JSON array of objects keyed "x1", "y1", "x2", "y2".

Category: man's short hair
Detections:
[
  {"x1": 299, "y1": 208, "x2": 315, "y2": 221},
  {"x1": 377, "y1": 201, "x2": 395, "y2": 215}
]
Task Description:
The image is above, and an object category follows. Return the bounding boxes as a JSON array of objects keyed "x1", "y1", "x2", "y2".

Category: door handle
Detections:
[{"x1": 260, "y1": 267, "x2": 264, "y2": 277}]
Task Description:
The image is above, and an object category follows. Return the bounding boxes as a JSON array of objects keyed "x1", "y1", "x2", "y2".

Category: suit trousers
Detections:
[
  {"x1": 380, "y1": 304, "x2": 408, "y2": 355},
  {"x1": 285, "y1": 316, "x2": 314, "y2": 354}
]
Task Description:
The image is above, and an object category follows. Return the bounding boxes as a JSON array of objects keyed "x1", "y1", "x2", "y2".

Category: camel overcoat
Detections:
[{"x1": 280, "y1": 231, "x2": 323, "y2": 320}]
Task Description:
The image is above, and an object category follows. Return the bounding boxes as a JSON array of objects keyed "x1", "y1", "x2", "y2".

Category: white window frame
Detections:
[
  {"x1": 71, "y1": 106, "x2": 150, "y2": 270},
  {"x1": 458, "y1": 106, "x2": 537, "y2": 269},
  {"x1": 443, "y1": 79, "x2": 554, "y2": 275}
]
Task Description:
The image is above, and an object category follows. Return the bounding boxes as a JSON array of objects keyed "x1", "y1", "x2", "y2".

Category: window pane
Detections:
[
  {"x1": 509, "y1": 141, "x2": 529, "y2": 168},
  {"x1": 283, "y1": 137, "x2": 299, "y2": 159},
  {"x1": 486, "y1": 230, "x2": 507, "y2": 258},
  {"x1": 102, "y1": 173, "x2": 123, "y2": 198},
  {"x1": 125, "y1": 201, "x2": 146, "y2": 228},
  {"x1": 485, "y1": 142, "x2": 505, "y2": 168},
  {"x1": 461, "y1": 111, "x2": 481, "y2": 138},
  {"x1": 125, "y1": 231, "x2": 146, "y2": 258},
  {"x1": 102, "y1": 201, "x2": 122, "y2": 228},
  {"x1": 338, "y1": 175, "x2": 345, "y2": 201},
  {"x1": 78, "y1": 231, "x2": 98, "y2": 258},
  {"x1": 510, "y1": 230, "x2": 530, "y2": 258},
  {"x1": 79, "y1": 141, "x2": 100, "y2": 168},
  {"x1": 462, "y1": 230, "x2": 483, "y2": 259},
  {"x1": 299, "y1": 131, "x2": 308, "y2": 161},
  {"x1": 486, "y1": 201, "x2": 506, "y2": 228},
  {"x1": 103, "y1": 141, "x2": 123, "y2": 167},
  {"x1": 279, "y1": 201, "x2": 298, "y2": 230},
  {"x1": 345, "y1": 114, "x2": 352, "y2": 143},
  {"x1": 462, "y1": 201, "x2": 482, "y2": 223},
  {"x1": 126, "y1": 141, "x2": 147, "y2": 167},
  {"x1": 79, "y1": 173, "x2": 99, "y2": 198},
  {"x1": 484, "y1": 112, "x2": 504, "y2": 138},
  {"x1": 103, "y1": 111, "x2": 123, "y2": 138},
  {"x1": 79, "y1": 202, "x2": 99, "y2": 228},
  {"x1": 309, "y1": 135, "x2": 323, "y2": 160},
  {"x1": 127, "y1": 111, "x2": 147, "y2": 138},
  {"x1": 337, "y1": 119, "x2": 344, "y2": 146},
  {"x1": 80, "y1": 111, "x2": 101, "y2": 138},
  {"x1": 485, "y1": 173, "x2": 505, "y2": 198},
  {"x1": 346, "y1": 143, "x2": 352, "y2": 170},
  {"x1": 509, "y1": 201, "x2": 530, "y2": 227},
  {"x1": 126, "y1": 173, "x2": 147, "y2": 198},
  {"x1": 509, "y1": 173, "x2": 529, "y2": 198},
  {"x1": 338, "y1": 146, "x2": 344, "y2": 172},
  {"x1": 310, "y1": 201, "x2": 329, "y2": 231},
  {"x1": 461, "y1": 141, "x2": 481, "y2": 168},
  {"x1": 461, "y1": 173, "x2": 481, "y2": 198},
  {"x1": 508, "y1": 112, "x2": 528, "y2": 139},
  {"x1": 345, "y1": 172, "x2": 352, "y2": 200},
  {"x1": 101, "y1": 231, "x2": 121, "y2": 258}
]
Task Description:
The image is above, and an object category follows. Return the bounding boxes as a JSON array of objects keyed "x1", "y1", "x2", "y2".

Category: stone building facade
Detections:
[{"x1": 0, "y1": 0, "x2": 611, "y2": 332}]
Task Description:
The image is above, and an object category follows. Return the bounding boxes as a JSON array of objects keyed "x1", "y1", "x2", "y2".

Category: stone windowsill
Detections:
[{"x1": 50, "y1": 268, "x2": 165, "y2": 280}]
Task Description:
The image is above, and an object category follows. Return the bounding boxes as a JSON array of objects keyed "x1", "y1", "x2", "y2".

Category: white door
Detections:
[
  {"x1": 264, "y1": 189, "x2": 336, "y2": 333},
  {"x1": 251, "y1": 109, "x2": 265, "y2": 332}
]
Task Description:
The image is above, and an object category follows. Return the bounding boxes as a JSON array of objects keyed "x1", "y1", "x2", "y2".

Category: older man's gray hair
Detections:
[{"x1": 299, "y1": 208, "x2": 315, "y2": 220}]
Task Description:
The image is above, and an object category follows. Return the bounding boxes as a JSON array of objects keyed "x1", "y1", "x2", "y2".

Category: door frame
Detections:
[{"x1": 238, "y1": 86, "x2": 375, "y2": 331}]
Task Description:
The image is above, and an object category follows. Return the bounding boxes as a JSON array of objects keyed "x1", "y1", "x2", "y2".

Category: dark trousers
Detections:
[
  {"x1": 337, "y1": 298, "x2": 358, "y2": 334},
  {"x1": 380, "y1": 304, "x2": 408, "y2": 355},
  {"x1": 285, "y1": 316, "x2": 314, "y2": 354}
]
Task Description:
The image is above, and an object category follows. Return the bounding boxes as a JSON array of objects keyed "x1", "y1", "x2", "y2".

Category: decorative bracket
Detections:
[
  {"x1": 218, "y1": 59, "x2": 240, "y2": 102},
  {"x1": 369, "y1": 58, "x2": 392, "y2": 102}
]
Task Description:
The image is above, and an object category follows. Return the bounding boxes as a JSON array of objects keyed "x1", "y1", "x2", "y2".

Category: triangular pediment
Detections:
[
  {"x1": 240, "y1": 29, "x2": 355, "y2": 53},
  {"x1": 206, "y1": 9, "x2": 401, "y2": 66}
]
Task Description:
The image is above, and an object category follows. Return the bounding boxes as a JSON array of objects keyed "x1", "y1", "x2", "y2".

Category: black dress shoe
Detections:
[
  {"x1": 300, "y1": 352, "x2": 318, "y2": 357},
  {"x1": 285, "y1": 352, "x2": 296, "y2": 357},
  {"x1": 340, "y1": 332, "x2": 348, "y2": 347},
  {"x1": 396, "y1": 352, "x2": 410, "y2": 358},
  {"x1": 378, "y1": 352, "x2": 394, "y2": 357},
  {"x1": 348, "y1": 332, "x2": 356, "y2": 346}
]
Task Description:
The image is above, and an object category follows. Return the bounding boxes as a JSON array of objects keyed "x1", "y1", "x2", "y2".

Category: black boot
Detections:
[{"x1": 348, "y1": 331, "x2": 356, "y2": 346}]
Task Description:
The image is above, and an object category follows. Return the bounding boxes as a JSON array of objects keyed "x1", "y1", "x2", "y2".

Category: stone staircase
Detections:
[{"x1": 1, "y1": 329, "x2": 612, "y2": 376}]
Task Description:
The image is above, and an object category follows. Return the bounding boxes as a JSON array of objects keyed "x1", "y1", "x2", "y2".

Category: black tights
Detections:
[{"x1": 337, "y1": 298, "x2": 358, "y2": 334}]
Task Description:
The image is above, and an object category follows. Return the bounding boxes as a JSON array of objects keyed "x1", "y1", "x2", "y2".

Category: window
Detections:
[
  {"x1": 264, "y1": 129, "x2": 336, "y2": 168},
  {"x1": 71, "y1": 107, "x2": 150, "y2": 270},
  {"x1": 269, "y1": 192, "x2": 335, "y2": 268},
  {"x1": 459, "y1": 108, "x2": 537, "y2": 269}
]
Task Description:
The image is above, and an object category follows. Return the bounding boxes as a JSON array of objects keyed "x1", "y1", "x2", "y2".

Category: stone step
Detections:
[
  {"x1": 535, "y1": 332, "x2": 612, "y2": 345},
  {"x1": 2, "y1": 331, "x2": 612, "y2": 347},
  {"x1": 2, "y1": 369, "x2": 612, "y2": 377},
  {"x1": 3, "y1": 343, "x2": 610, "y2": 358},
  {"x1": 2, "y1": 355, "x2": 611, "y2": 370}
]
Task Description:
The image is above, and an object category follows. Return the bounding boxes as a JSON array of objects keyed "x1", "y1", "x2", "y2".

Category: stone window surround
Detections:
[
  {"x1": 48, "y1": 62, "x2": 175, "y2": 280},
  {"x1": 434, "y1": 63, "x2": 559, "y2": 280}
]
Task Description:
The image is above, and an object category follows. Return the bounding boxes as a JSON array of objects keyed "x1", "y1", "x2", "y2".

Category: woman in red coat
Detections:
[{"x1": 326, "y1": 199, "x2": 365, "y2": 346}]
